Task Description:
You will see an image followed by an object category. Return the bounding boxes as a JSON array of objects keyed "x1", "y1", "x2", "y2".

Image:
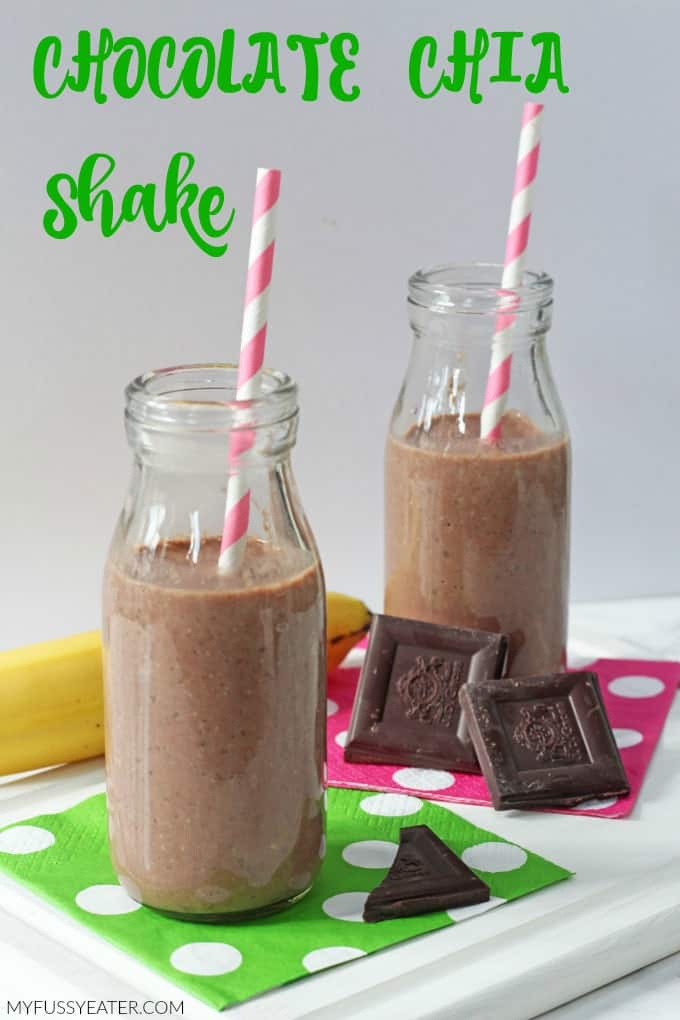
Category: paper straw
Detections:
[
  {"x1": 480, "y1": 103, "x2": 544, "y2": 442},
  {"x1": 218, "y1": 167, "x2": 281, "y2": 573}
]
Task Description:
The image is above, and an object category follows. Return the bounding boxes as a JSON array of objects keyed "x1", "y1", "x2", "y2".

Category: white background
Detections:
[{"x1": 1, "y1": 0, "x2": 679, "y2": 647}]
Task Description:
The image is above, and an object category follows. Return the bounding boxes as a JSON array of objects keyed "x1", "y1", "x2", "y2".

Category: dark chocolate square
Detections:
[
  {"x1": 344, "y1": 614, "x2": 508, "y2": 773},
  {"x1": 460, "y1": 671, "x2": 631, "y2": 810}
]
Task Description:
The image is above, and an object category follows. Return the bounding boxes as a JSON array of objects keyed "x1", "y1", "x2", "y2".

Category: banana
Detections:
[
  {"x1": 0, "y1": 592, "x2": 372, "y2": 776},
  {"x1": 0, "y1": 631, "x2": 104, "y2": 776},
  {"x1": 326, "y1": 591, "x2": 373, "y2": 671}
]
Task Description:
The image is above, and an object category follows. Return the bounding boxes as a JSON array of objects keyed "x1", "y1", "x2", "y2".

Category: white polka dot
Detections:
[
  {"x1": 335, "y1": 730, "x2": 348, "y2": 748},
  {"x1": 393, "y1": 768, "x2": 455, "y2": 792},
  {"x1": 327, "y1": 699, "x2": 339, "y2": 716},
  {"x1": 170, "y1": 942, "x2": 242, "y2": 976},
  {"x1": 359, "y1": 793, "x2": 422, "y2": 817},
  {"x1": 322, "y1": 892, "x2": 368, "y2": 922},
  {"x1": 303, "y1": 946, "x2": 366, "y2": 972},
  {"x1": 614, "y1": 728, "x2": 644, "y2": 749},
  {"x1": 342, "y1": 840, "x2": 398, "y2": 869},
  {"x1": 570, "y1": 797, "x2": 618, "y2": 811},
  {"x1": 446, "y1": 895, "x2": 506, "y2": 922},
  {"x1": 0, "y1": 825, "x2": 55, "y2": 855},
  {"x1": 75, "y1": 884, "x2": 141, "y2": 915},
  {"x1": 608, "y1": 675, "x2": 665, "y2": 698},
  {"x1": 462, "y1": 842, "x2": 527, "y2": 873}
]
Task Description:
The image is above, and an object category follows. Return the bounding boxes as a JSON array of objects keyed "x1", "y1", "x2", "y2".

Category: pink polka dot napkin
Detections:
[{"x1": 326, "y1": 659, "x2": 679, "y2": 819}]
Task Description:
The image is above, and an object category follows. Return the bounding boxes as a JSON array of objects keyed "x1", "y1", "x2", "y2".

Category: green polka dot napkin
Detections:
[{"x1": 0, "y1": 790, "x2": 570, "y2": 1010}]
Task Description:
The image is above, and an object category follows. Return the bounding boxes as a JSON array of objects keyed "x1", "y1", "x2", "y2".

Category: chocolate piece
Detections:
[
  {"x1": 460, "y1": 671, "x2": 631, "y2": 810},
  {"x1": 363, "y1": 824, "x2": 490, "y2": 922},
  {"x1": 344, "y1": 614, "x2": 508, "y2": 773}
]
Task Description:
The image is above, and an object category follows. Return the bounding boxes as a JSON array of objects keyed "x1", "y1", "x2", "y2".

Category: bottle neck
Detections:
[
  {"x1": 393, "y1": 264, "x2": 565, "y2": 440},
  {"x1": 124, "y1": 364, "x2": 299, "y2": 473},
  {"x1": 127, "y1": 422, "x2": 297, "y2": 475},
  {"x1": 408, "y1": 261, "x2": 553, "y2": 349},
  {"x1": 407, "y1": 309, "x2": 553, "y2": 358},
  {"x1": 115, "y1": 363, "x2": 308, "y2": 556}
]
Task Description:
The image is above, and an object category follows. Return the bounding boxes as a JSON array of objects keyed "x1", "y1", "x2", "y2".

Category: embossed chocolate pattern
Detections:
[
  {"x1": 396, "y1": 656, "x2": 465, "y2": 728},
  {"x1": 508, "y1": 699, "x2": 587, "y2": 768},
  {"x1": 390, "y1": 847, "x2": 427, "y2": 881}
]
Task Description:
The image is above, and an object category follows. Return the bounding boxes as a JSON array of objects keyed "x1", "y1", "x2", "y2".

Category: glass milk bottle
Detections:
[
  {"x1": 103, "y1": 365, "x2": 326, "y2": 921},
  {"x1": 385, "y1": 264, "x2": 570, "y2": 676}
]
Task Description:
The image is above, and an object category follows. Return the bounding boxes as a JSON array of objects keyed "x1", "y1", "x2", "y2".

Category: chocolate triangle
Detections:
[{"x1": 363, "y1": 825, "x2": 490, "y2": 922}]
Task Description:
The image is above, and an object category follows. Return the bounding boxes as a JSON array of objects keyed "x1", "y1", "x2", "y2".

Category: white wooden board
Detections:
[{"x1": 0, "y1": 605, "x2": 678, "y2": 1019}]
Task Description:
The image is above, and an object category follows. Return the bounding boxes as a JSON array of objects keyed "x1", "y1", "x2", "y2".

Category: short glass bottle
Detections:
[
  {"x1": 385, "y1": 264, "x2": 570, "y2": 676},
  {"x1": 103, "y1": 365, "x2": 326, "y2": 921}
]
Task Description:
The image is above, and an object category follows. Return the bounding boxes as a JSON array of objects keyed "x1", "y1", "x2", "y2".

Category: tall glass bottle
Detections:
[
  {"x1": 103, "y1": 365, "x2": 326, "y2": 921},
  {"x1": 385, "y1": 264, "x2": 570, "y2": 675}
]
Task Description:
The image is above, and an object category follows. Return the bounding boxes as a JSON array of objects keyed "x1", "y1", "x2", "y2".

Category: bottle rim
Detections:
[
  {"x1": 408, "y1": 262, "x2": 553, "y2": 315},
  {"x1": 125, "y1": 363, "x2": 298, "y2": 434}
]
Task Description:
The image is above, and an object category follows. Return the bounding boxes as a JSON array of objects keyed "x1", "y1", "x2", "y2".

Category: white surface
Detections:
[
  {"x1": 0, "y1": 598, "x2": 678, "y2": 1018},
  {"x1": 299, "y1": 868, "x2": 680, "y2": 1020},
  {"x1": 1, "y1": 2, "x2": 679, "y2": 652}
]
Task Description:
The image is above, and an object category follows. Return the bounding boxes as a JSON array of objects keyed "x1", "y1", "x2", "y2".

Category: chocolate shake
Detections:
[
  {"x1": 385, "y1": 412, "x2": 569, "y2": 675},
  {"x1": 103, "y1": 536, "x2": 325, "y2": 920}
]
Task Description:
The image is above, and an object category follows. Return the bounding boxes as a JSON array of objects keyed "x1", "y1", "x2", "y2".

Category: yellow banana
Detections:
[
  {"x1": 0, "y1": 592, "x2": 372, "y2": 776},
  {"x1": 326, "y1": 591, "x2": 373, "y2": 671},
  {"x1": 0, "y1": 631, "x2": 104, "y2": 776}
]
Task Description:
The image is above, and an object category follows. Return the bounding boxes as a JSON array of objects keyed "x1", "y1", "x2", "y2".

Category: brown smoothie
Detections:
[
  {"x1": 102, "y1": 536, "x2": 325, "y2": 919},
  {"x1": 385, "y1": 412, "x2": 569, "y2": 675}
]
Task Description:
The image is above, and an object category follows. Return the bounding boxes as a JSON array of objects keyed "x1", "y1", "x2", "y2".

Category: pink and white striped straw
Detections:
[
  {"x1": 218, "y1": 167, "x2": 281, "y2": 573},
  {"x1": 480, "y1": 103, "x2": 544, "y2": 442}
]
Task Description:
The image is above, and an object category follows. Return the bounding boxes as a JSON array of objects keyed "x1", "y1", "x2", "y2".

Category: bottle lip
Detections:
[
  {"x1": 125, "y1": 363, "x2": 298, "y2": 434},
  {"x1": 408, "y1": 262, "x2": 553, "y2": 315}
]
